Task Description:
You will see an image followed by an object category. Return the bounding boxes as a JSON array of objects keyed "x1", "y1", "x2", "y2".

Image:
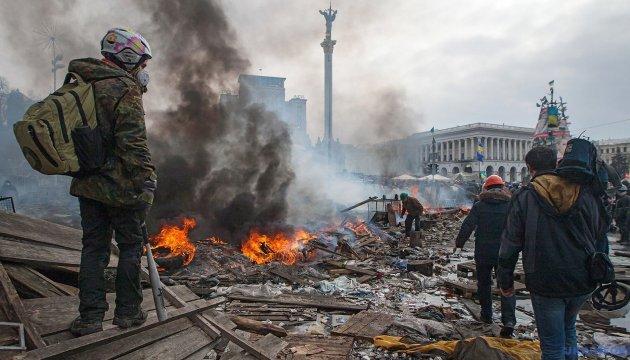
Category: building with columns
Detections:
[
  {"x1": 345, "y1": 122, "x2": 535, "y2": 182},
  {"x1": 594, "y1": 138, "x2": 630, "y2": 176}
]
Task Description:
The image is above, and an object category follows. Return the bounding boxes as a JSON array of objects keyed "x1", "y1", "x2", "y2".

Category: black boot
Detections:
[
  {"x1": 113, "y1": 309, "x2": 148, "y2": 328},
  {"x1": 69, "y1": 316, "x2": 103, "y2": 337}
]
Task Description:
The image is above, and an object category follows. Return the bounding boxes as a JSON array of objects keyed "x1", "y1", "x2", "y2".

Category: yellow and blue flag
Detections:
[{"x1": 476, "y1": 140, "x2": 484, "y2": 161}]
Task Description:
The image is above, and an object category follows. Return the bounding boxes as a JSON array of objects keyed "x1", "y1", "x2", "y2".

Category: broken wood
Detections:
[
  {"x1": 409, "y1": 231, "x2": 424, "y2": 248},
  {"x1": 228, "y1": 293, "x2": 367, "y2": 312},
  {"x1": 4, "y1": 263, "x2": 66, "y2": 298},
  {"x1": 141, "y1": 267, "x2": 273, "y2": 360},
  {"x1": 407, "y1": 260, "x2": 433, "y2": 276},
  {"x1": 229, "y1": 315, "x2": 287, "y2": 337},
  {"x1": 0, "y1": 212, "x2": 83, "y2": 251},
  {"x1": 340, "y1": 197, "x2": 378, "y2": 213},
  {"x1": 332, "y1": 310, "x2": 394, "y2": 341},
  {"x1": 324, "y1": 260, "x2": 378, "y2": 276},
  {"x1": 20, "y1": 299, "x2": 224, "y2": 359},
  {"x1": 0, "y1": 261, "x2": 46, "y2": 349}
]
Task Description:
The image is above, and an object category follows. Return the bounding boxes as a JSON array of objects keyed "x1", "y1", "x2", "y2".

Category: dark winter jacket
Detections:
[
  {"x1": 402, "y1": 197, "x2": 424, "y2": 216},
  {"x1": 455, "y1": 188, "x2": 511, "y2": 264},
  {"x1": 497, "y1": 172, "x2": 608, "y2": 298},
  {"x1": 614, "y1": 194, "x2": 630, "y2": 224}
]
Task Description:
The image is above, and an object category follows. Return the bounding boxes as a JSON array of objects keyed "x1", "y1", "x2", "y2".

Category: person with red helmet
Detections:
[{"x1": 454, "y1": 174, "x2": 516, "y2": 337}]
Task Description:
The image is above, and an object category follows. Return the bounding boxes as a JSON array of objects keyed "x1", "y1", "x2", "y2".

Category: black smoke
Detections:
[{"x1": 140, "y1": 0, "x2": 295, "y2": 242}]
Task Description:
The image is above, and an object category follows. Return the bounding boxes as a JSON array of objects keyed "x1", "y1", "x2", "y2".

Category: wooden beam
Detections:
[
  {"x1": 0, "y1": 212, "x2": 83, "y2": 251},
  {"x1": 0, "y1": 236, "x2": 82, "y2": 267},
  {"x1": 4, "y1": 263, "x2": 65, "y2": 298},
  {"x1": 145, "y1": 269, "x2": 272, "y2": 360},
  {"x1": 0, "y1": 261, "x2": 46, "y2": 349},
  {"x1": 229, "y1": 315, "x2": 287, "y2": 337},
  {"x1": 227, "y1": 294, "x2": 368, "y2": 312},
  {"x1": 20, "y1": 298, "x2": 225, "y2": 360}
]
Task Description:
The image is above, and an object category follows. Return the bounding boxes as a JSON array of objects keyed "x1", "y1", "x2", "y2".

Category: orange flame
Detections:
[
  {"x1": 150, "y1": 217, "x2": 197, "y2": 265},
  {"x1": 344, "y1": 220, "x2": 371, "y2": 237},
  {"x1": 207, "y1": 236, "x2": 227, "y2": 245},
  {"x1": 241, "y1": 229, "x2": 316, "y2": 265}
]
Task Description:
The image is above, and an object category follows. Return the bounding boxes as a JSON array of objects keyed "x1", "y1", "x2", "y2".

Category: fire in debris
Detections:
[
  {"x1": 150, "y1": 217, "x2": 197, "y2": 266},
  {"x1": 241, "y1": 229, "x2": 316, "y2": 265}
]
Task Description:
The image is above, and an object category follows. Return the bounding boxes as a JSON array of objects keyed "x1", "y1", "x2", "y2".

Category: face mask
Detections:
[{"x1": 136, "y1": 69, "x2": 150, "y2": 93}]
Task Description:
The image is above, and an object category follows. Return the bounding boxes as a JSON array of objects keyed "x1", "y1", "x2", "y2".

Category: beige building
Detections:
[
  {"x1": 595, "y1": 138, "x2": 630, "y2": 175},
  {"x1": 346, "y1": 122, "x2": 535, "y2": 182}
]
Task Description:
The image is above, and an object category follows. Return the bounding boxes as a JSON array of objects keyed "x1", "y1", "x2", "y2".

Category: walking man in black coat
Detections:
[{"x1": 454, "y1": 174, "x2": 516, "y2": 337}]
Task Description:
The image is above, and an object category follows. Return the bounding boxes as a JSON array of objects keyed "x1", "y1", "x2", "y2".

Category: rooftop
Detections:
[{"x1": 594, "y1": 138, "x2": 630, "y2": 146}]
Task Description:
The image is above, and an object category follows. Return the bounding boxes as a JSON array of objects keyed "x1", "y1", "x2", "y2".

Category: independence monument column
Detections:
[{"x1": 320, "y1": 4, "x2": 337, "y2": 160}]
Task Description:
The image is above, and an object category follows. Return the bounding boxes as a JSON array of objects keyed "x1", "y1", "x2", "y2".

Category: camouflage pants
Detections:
[{"x1": 78, "y1": 197, "x2": 148, "y2": 321}]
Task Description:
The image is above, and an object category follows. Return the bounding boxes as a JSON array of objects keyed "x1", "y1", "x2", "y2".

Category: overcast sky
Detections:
[{"x1": 1, "y1": 0, "x2": 629, "y2": 144}]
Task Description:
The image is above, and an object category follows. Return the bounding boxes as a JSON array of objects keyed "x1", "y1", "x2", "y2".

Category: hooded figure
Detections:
[{"x1": 498, "y1": 146, "x2": 608, "y2": 360}]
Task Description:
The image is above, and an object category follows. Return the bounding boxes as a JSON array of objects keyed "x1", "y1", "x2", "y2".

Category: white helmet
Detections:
[{"x1": 100, "y1": 28, "x2": 152, "y2": 70}]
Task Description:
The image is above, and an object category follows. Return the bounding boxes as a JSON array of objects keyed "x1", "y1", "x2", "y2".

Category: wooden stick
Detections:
[
  {"x1": 0, "y1": 261, "x2": 46, "y2": 349},
  {"x1": 229, "y1": 315, "x2": 287, "y2": 337}
]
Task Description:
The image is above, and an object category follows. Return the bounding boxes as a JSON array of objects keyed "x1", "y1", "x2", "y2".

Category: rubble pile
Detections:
[
  {"x1": 156, "y1": 208, "x2": 630, "y2": 359},
  {"x1": 0, "y1": 208, "x2": 628, "y2": 359}
]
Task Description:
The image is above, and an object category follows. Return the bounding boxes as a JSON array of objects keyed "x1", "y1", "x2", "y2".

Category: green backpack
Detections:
[{"x1": 13, "y1": 72, "x2": 102, "y2": 176}]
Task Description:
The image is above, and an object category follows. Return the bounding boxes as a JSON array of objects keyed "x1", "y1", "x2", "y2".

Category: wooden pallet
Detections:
[
  {"x1": 331, "y1": 310, "x2": 394, "y2": 341},
  {"x1": 227, "y1": 300, "x2": 317, "y2": 325}
]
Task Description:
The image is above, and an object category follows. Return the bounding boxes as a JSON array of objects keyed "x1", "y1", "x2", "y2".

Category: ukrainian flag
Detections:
[
  {"x1": 476, "y1": 141, "x2": 484, "y2": 161},
  {"x1": 547, "y1": 105, "x2": 559, "y2": 127}
]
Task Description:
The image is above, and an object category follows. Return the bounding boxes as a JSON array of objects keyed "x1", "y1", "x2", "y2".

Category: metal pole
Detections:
[{"x1": 145, "y1": 244, "x2": 168, "y2": 321}]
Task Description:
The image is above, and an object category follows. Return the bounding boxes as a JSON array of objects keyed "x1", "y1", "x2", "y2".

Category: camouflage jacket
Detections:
[{"x1": 68, "y1": 58, "x2": 156, "y2": 208}]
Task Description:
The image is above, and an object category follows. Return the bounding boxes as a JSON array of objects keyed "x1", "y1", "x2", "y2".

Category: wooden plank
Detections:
[
  {"x1": 324, "y1": 260, "x2": 378, "y2": 276},
  {"x1": 269, "y1": 267, "x2": 307, "y2": 286},
  {"x1": 183, "y1": 344, "x2": 216, "y2": 360},
  {"x1": 116, "y1": 326, "x2": 212, "y2": 360},
  {"x1": 0, "y1": 261, "x2": 46, "y2": 349},
  {"x1": 0, "y1": 211, "x2": 83, "y2": 251},
  {"x1": 23, "y1": 285, "x2": 199, "y2": 336},
  {"x1": 63, "y1": 318, "x2": 194, "y2": 360},
  {"x1": 23, "y1": 266, "x2": 78, "y2": 296},
  {"x1": 283, "y1": 335, "x2": 354, "y2": 359},
  {"x1": 141, "y1": 268, "x2": 272, "y2": 360},
  {"x1": 223, "y1": 333, "x2": 288, "y2": 360},
  {"x1": 21, "y1": 298, "x2": 225, "y2": 360},
  {"x1": 0, "y1": 236, "x2": 82, "y2": 267},
  {"x1": 4, "y1": 263, "x2": 65, "y2": 297},
  {"x1": 227, "y1": 294, "x2": 368, "y2": 312},
  {"x1": 332, "y1": 311, "x2": 394, "y2": 340}
]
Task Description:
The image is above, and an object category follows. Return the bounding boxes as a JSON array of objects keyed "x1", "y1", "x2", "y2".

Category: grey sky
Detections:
[{"x1": 2, "y1": 0, "x2": 630, "y2": 144}]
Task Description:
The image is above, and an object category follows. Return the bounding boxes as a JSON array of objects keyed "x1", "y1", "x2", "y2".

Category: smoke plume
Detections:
[{"x1": 140, "y1": 0, "x2": 295, "y2": 242}]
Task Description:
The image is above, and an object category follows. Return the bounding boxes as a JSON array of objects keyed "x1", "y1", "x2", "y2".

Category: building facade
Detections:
[
  {"x1": 220, "y1": 75, "x2": 310, "y2": 146},
  {"x1": 346, "y1": 122, "x2": 535, "y2": 182},
  {"x1": 595, "y1": 138, "x2": 630, "y2": 176}
]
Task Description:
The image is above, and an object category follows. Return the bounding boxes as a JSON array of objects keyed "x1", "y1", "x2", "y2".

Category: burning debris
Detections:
[
  {"x1": 241, "y1": 228, "x2": 316, "y2": 265},
  {"x1": 150, "y1": 217, "x2": 197, "y2": 268}
]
